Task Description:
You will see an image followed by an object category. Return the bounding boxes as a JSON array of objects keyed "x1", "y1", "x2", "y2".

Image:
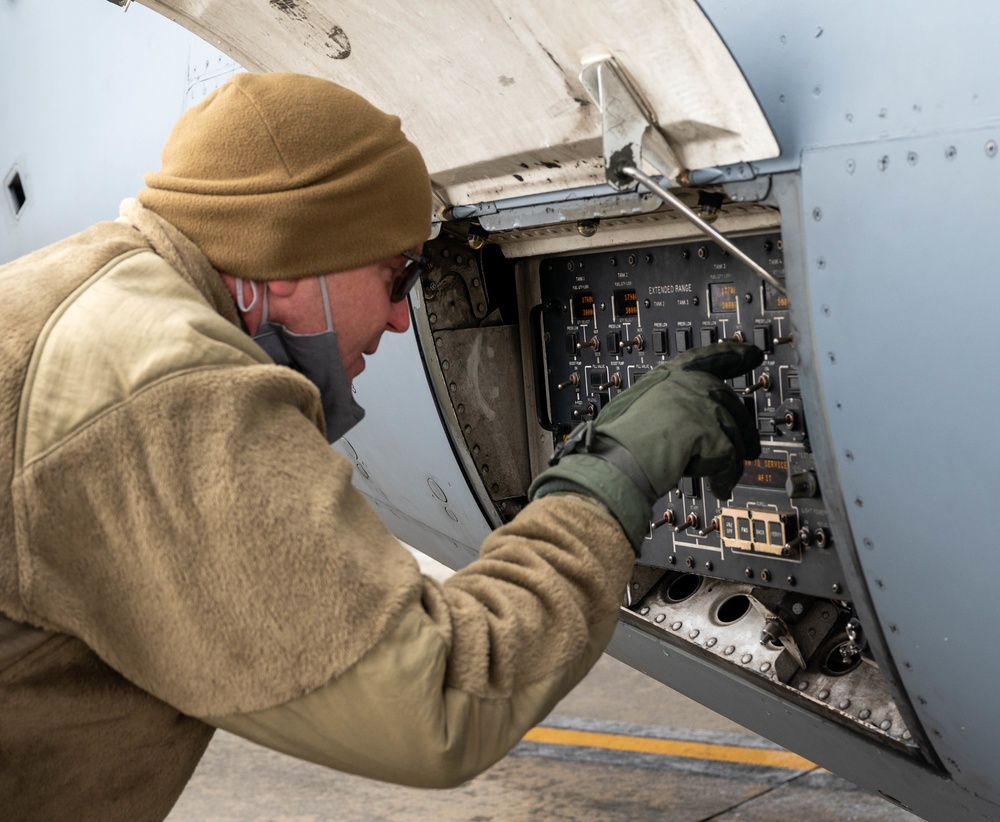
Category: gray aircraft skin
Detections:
[{"x1": 2, "y1": 2, "x2": 997, "y2": 820}]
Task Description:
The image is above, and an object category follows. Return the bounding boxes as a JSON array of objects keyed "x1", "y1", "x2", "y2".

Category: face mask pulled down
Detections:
[{"x1": 241, "y1": 277, "x2": 365, "y2": 443}]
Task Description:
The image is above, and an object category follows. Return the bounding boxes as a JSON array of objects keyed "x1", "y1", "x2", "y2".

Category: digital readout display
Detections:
[
  {"x1": 764, "y1": 280, "x2": 790, "y2": 311},
  {"x1": 572, "y1": 291, "x2": 595, "y2": 320},
  {"x1": 709, "y1": 282, "x2": 738, "y2": 313},
  {"x1": 613, "y1": 289, "x2": 639, "y2": 317},
  {"x1": 738, "y1": 456, "x2": 787, "y2": 489}
]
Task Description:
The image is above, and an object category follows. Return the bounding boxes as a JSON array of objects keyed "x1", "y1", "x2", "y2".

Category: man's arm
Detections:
[{"x1": 210, "y1": 494, "x2": 631, "y2": 788}]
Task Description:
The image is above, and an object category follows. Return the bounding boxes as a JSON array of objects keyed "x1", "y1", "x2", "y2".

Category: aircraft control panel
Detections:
[{"x1": 532, "y1": 233, "x2": 848, "y2": 600}]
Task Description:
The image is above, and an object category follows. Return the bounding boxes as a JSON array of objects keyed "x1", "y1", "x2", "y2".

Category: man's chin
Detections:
[{"x1": 347, "y1": 358, "x2": 365, "y2": 380}]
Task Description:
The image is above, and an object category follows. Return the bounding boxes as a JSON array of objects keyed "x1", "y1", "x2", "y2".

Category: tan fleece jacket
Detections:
[{"x1": 0, "y1": 200, "x2": 633, "y2": 819}]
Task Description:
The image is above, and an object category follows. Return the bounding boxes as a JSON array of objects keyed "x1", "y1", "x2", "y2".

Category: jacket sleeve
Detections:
[{"x1": 208, "y1": 493, "x2": 633, "y2": 788}]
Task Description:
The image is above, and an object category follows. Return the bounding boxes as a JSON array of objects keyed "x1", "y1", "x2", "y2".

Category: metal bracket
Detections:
[{"x1": 579, "y1": 57, "x2": 683, "y2": 191}]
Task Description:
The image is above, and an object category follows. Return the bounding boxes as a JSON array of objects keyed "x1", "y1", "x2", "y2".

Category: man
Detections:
[{"x1": 0, "y1": 72, "x2": 762, "y2": 820}]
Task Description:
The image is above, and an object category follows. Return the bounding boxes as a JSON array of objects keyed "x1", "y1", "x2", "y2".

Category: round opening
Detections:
[
  {"x1": 821, "y1": 640, "x2": 863, "y2": 676},
  {"x1": 664, "y1": 573, "x2": 701, "y2": 603},
  {"x1": 716, "y1": 594, "x2": 753, "y2": 624}
]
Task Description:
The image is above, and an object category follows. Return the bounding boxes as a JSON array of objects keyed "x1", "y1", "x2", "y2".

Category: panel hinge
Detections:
[{"x1": 579, "y1": 56, "x2": 684, "y2": 191}]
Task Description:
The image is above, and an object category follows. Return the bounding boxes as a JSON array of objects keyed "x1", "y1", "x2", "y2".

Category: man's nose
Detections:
[{"x1": 387, "y1": 298, "x2": 411, "y2": 333}]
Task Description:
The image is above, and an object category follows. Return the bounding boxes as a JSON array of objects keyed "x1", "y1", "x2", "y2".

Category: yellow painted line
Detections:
[{"x1": 522, "y1": 726, "x2": 817, "y2": 771}]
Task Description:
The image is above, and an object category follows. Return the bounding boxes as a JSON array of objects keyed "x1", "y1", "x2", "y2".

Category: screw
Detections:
[
  {"x1": 987, "y1": 140, "x2": 998, "y2": 158},
  {"x1": 761, "y1": 569, "x2": 771, "y2": 582},
  {"x1": 878, "y1": 155, "x2": 889, "y2": 171},
  {"x1": 744, "y1": 568, "x2": 754, "y2": 579},
  {"x1": 704, "y1": 561, "x2": 713, "y2": 571},
  {"x1": 832, "y1": 582, "x2": 842, "y2": 594},
  {"x1": 817, "y1": 258, "x2": 826, "y2": 270},
  {"x1": 787, "y1": 575, "x2": 796, "y2": 586},
  {"x1": 846, "y1": 159, "x2": 856, "y2": 174},
  {"x1": 907, "y1": 151, "x2": 918, "y2": 166},
  {"x1": 812, "y1": 207, "x2": 823, "y2": 221},
  {"x1": 946, "y1": 145, "x2": 958, "y2": 161}
]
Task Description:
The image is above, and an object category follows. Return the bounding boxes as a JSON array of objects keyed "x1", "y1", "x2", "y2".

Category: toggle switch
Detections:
[
  {"x1": 744, "y1": 372, "x2": 772, "y2": 395},
  {"x1": 651, "y1": 510, "x2": 677, "y2": 530},
  {"x1": 557, "y1": 373, "x2": 580, "y2": 390}
]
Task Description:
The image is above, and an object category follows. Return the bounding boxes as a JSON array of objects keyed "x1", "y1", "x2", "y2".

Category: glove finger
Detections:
[
  {"x1": 708, "y1": 385, "x2": 761, "y2": 461},
  {"x1": 674, "y1": 341, "x2": 764, "y2": 381},
  {"x1": 682, "y1": 404, "x2": 745, "y2": 499}
]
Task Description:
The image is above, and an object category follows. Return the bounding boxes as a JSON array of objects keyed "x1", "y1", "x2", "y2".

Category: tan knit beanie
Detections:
[{"x1": 138, "y1": 72, "x2": 431, "y2": 281}]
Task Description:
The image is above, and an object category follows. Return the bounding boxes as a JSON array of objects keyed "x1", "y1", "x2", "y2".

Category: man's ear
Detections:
[{"x1": 268, "y1": 279, "x2": 300, "y2": 298}]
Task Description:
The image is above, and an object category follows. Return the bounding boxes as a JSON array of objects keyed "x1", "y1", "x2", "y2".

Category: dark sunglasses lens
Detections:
[{"x1": 392, "y1": 254, "x2": 428, "y2": 302}]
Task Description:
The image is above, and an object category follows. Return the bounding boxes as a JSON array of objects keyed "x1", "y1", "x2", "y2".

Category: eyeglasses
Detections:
[{"x1": 390, "y1": 251, "x2": 431, "y2": 303}]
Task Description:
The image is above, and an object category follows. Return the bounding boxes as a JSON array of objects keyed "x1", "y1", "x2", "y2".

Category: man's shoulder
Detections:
[{"x1": 19, "y1": 245, "x2": 271, "y2": 466}]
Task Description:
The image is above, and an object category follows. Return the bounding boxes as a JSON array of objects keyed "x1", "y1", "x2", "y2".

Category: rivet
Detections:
[
  {"x1": 654, "y1": 614, "x2": 666, "y2": 624},
  {"x1": 817, "y1": 257, "x2": 826, "y2": 269},
  {"x1": 812, "y1": 207, "x2": 823, "y2": 221},
  {"x1": 787, "y1": 576, "x2": 796, "y2": 586},
  {"x1": 855, "y1": 497, "x2": 863, "y2": 507},
  {"x1": 818, "y1": 689, "x2": 830, "y2": 700},
  {"x1": 759, "y1": 662, "x2": 771, "y2": 672},
  {"x1": 859, "y1": 709, "x2": 872, "y2": 720},
  {"x1": 846, "y1": 158, "x2": 856, "y2": 174},
  {"x1": 907, "y1": 151, "x2": 919, "y2": 166},
  {"x1": 761, "y1": 569, "x2": 771, "y2": 582},
  {"x1": 797, "y1": 681, "x2": 810, "y2": 691},
  {"x1": 946, "y1": 145, "x2": 958, "y2": 161},
  {"x1": 472, "y1": 445, "x2": 480, "y2": 455},
  {"x1": 839, "y1": 699, "x2": 851, "y2": 710},
  {"x1": 880, "y1": 720, "x2": 893, "y2": 730},
  {"x1": 639, "y1": 607, "x2": 650, "y2": 615},
  {"x1": 723, "y1": 645, "x2": 735, "y2": 656},
  {"x1": 741, "y1": 654, "x2": 753, "y2": 664},
  {"x1": 671, "y1": 621, "x2": 683, "y2": 631},
  {"x1": 704, "y1": 561, "x2": 713, "y2": 571},
  {"x1": 877, "y1": 155, "x2": 889, "y2": 171},
  {"x1": 705, "y1": 638, "x2": 717, "y2": 648},
  {"x1": 903, "y1": 731, "x2": 912, "y2": 741},
  {"x1": 832, "y1": 583, "x2": 842, "y2": 594},
  {"x1": 986, "y1": 140, "x2": 998, "y2": 158},
  {"x1": 688, "y1": 629, "x2": 700, "y2": 639},
  {"x1": 744, "y1": 568, "x2": 753, "y2": 579},
  {"x1": 863, "y1": 537, "x2": 874, "y2": 550}
]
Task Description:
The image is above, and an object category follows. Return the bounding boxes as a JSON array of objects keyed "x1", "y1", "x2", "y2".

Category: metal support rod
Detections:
[{"x1": 620, "y1": 166, "x2": 787, "y2": 296}]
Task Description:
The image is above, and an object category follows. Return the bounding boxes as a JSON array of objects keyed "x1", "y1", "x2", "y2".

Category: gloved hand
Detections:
[{"x1": 529, "y1": 342, "x2": 764, "y2": 551}]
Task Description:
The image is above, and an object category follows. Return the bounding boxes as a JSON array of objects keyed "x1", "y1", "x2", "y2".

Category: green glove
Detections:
[{"x1": 529, "y1": 342, "x2": 764, "y2": 551}]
